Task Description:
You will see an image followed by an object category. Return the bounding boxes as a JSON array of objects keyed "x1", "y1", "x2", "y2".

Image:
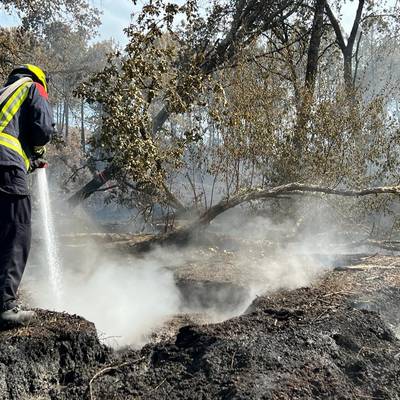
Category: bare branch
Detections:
[
  {"x1": 325, "y1": 1, "x2": 346, "y2": 52},
  {"x1": 195, "y1": 183, "x2": 400, "y2": 226},
  {"x1": 348, "y1": 0, "x2": 365, "y2": 50},
  {"x1": 128, "y1": 183, "x2": 400, "y2": 254}
]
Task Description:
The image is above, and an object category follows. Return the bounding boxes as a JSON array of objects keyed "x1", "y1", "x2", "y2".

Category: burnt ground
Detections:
[
  {"x1": 0, "y1": 311, "x2": 109, "y2": 399},
  {"x1": 1, "y1": 252, "x2": 400, "y2": 399}
]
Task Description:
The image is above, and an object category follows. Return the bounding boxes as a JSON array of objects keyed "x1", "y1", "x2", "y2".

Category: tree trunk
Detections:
[
  {"x1": 343, "y1": 50, "x2": 353, "y2": 89},
  {"x1": 65, "y1": 100, "x2": 69, "y2": 141},
  {"x1": 68, "y1": 165, "x2": 116, "y2": 206},
  {"x1": 152, "y1": 107, "x2": 170, "y2": 135},
  {"x1": 305, "y1": 0, "x2": 326, "y2": 91},
  {"x1": 81, "y1": 99, "x2": 85, "y2": 154},
  {"x1": 60, "y1": 101, "x2": 65, "y2": 134},
  {"x1": 294, "y1": 0, "x2": 326, "y2": 161},
  {"x1": 325, "y1": 0, "x2": 365, "y2": 92},
  {"x1": 56, "y1": 103, "x2": 59, "y2": 127}
]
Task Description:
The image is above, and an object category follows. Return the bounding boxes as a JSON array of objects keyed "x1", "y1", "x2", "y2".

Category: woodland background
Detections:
[{"x1": 1, "y1": 0, "x2": 400, "y2": 247}]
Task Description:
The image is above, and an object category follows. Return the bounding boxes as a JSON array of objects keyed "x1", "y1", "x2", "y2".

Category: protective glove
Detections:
[
  {"x1": 33, "y1": 146, "x2": 46, "y2": 158},
  {"x1": 29, "y1": 158, "x2": 48, "y2": 173}
]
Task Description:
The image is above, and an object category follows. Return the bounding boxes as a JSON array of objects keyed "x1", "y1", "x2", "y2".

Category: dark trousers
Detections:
[{"x1": 0, "y1": 193, "x2": 31, "y2": 311}]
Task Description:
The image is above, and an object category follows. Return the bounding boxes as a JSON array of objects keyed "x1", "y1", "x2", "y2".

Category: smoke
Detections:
[
  {"x1": 62, "y1": 255, "x2": 180, "y2": 347},
  {"x1": 244, "y1": 253, "x2": 329, "y2": 297},
  {"x1": 27, "y1": 241, "x2": 181, "y2": 347},
  {"x1": 212, "y1": 201, "x2": 337, "y2": 297},
  {"x1": 25, "y1": 182, "x2": 336, "y2": 348}
]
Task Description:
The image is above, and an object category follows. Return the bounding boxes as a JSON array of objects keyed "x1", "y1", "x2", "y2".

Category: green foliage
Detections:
[{"x1": 77, "y1": 1, "x2": 212, "y2": 198}]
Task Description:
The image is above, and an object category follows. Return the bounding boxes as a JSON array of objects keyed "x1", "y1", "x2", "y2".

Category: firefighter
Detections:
[{"x1": 0, "y1": 64, "x2": 54, "y2": 326}]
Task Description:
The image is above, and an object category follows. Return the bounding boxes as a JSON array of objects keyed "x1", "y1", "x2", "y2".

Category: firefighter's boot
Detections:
[{"x1": 0, "y1": 306, "x2": 35, "y2": 326}]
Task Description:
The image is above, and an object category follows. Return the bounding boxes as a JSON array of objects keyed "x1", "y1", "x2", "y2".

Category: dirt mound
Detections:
[
  {"x1": 0, "y1": 310, "x2": 109, "y2": 400},
  {"x1": 84, "y1": 287, "x2": 400, "y2": 400}
]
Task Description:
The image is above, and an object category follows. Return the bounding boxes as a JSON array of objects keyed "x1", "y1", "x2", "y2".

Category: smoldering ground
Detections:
[{"x1": 23, "y1": 189, "x2": 339, "y2": 348}]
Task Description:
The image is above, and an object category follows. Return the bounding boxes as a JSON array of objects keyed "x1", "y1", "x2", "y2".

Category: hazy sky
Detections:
[
  {"x1": 95, "y1": 0, "x2": 370, "y2": 45},
  {"x1": 0, "y1": 1, "x2": 395, "y2": 46}
]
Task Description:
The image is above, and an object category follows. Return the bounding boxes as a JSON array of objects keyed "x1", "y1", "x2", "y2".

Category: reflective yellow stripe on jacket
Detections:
[{"x1": 0, "y1": 81, "x2": 32, "y2": 170}]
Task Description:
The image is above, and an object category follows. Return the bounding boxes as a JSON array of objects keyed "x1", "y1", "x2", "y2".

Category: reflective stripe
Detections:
[
  {"x1": 0, "y1": 132, "x2": 30, "y2": 170},
  {"x1": 0, "y1": 83, "x2": 31, "y2": 132},
  {"x1": 0, "y1": 81, "x2": 32, "y2": 170}
]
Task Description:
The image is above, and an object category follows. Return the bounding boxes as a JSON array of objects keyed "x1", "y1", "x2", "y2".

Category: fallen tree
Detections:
[{"x1": 128, "y1": 182, "x2": 400, "y2": 253}]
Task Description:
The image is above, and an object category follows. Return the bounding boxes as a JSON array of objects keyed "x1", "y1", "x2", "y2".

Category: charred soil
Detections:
[{"x1": 1, "y1": 254, "x2": 400, "y2": 399}]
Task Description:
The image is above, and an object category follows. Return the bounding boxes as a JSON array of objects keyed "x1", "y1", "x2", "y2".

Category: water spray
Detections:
[{"x1": 36, "y1": 167, "x2": 63, "y2": 307}]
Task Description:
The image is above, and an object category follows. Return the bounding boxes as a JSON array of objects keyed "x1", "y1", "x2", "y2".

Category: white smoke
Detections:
[
  {"x1": 28, "y1": 175, "x2": 182, "y2": 348},
  {"x1": 27, "y1": 244, "x2": 181, "y2": 347},
  {"x1": 210, "y1": 202, "x2": 337, "y2": 297},
  {"x1": 25, "y1": 177, "x2": 335, "y2": 348},
  {"x1": 245, "y1": 253, "x2": 329, "y2": 296},
  {"x1": 62, "y1": 256, "x2": 180, "y2": 347}
]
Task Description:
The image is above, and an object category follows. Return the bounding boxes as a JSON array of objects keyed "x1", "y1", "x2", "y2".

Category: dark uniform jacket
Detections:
[{"x1": 0, "y1": 73, "x2": 54, "y2": 195}]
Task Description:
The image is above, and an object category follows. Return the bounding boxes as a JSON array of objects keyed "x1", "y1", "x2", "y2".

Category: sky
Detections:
[
  {"x1": 93, "y1": 0, "x2": 133, "y2": 44},
  {"x1": 0, "y1": 1, "x2": 396, "y2": 46},
  {"x1": 92, "y1": 1, "x2": 369, "y2": 44}
]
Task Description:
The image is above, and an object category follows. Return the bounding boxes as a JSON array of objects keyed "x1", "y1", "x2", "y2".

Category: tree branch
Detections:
[
  {"x1": 347, "y1": 0, "x2": 365, "y2": 50},
  {"x1": 128, "y1": 182, "x2": 400, "y2": 253},
  {"x1": 195, "y1": 182, "x2": 400, "y2": 226},
  {"x1": 325, "y1": 1, "x2": 346, "y2": 52}
]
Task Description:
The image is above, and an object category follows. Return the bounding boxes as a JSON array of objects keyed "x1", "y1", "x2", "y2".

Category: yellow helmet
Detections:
[{"x1": 10, "y1": 64, "x2": 48, "y2": 92}]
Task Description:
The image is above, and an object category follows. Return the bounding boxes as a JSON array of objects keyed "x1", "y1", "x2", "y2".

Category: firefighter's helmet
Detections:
[{"x1": 10, "y1": 64, "x2": 48, "y2": 92}]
